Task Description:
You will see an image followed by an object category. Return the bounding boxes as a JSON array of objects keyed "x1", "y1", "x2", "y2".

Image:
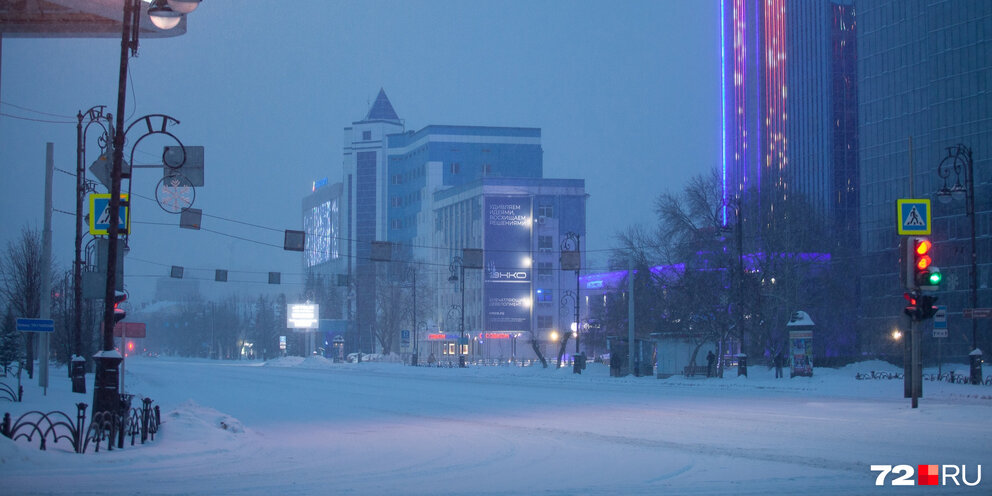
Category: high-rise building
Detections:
[
  {"x1": 857, "y1": 0, "x2": 992, "y2": 355},
  {"x1": 341, "y1": 89, "x2": 405, "y2": 354},
  {"x1": 721, "y1": 0, "x2": 858, "y2": 244},
  {"x1": 386, "y1": 125, "x2": 543, "y2": 262}
]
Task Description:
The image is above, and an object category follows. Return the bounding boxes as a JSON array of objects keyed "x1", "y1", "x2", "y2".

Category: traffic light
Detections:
[
  {"x1": 905, "y1": 236, "x2": 942, "y2": 290},
  {"x1": 113, "y1": 291, "x2": 127, "y2": 324},
  {"x1": 903, "y1": 292, "x2": 919, "y2": 319},
  {"x1": 903, "y1": 291, "x2": 939, "y2": 321},
  {"x1": 917, "y1": 294, "x2": 939, "y2": 320}
]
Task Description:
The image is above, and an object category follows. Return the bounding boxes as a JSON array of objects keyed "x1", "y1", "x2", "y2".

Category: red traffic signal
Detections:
[{"x1": 113, "y1": 291, "x2": 127, "y2": 324}]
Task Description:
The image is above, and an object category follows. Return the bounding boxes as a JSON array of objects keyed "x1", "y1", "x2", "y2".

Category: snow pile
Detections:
[{"x1": 166, "y1": 400, "x2": 248, "y2": 436}]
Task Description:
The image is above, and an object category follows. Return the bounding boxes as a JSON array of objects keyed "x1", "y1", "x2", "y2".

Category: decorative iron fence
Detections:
[
  {"x1": 855, "y1": 370, "x2": 992, "y2": 385},
  {"x1": 0, "y1": 382, "x2": 21, "y2": 402},
  {"x1": 1, "y1": 395, "x2": 160, "y2": 453}
]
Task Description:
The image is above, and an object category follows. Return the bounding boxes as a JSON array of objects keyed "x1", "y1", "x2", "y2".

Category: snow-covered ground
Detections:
[{"x1": 1, "y1": 357, "x2": 989, "y2": 495}]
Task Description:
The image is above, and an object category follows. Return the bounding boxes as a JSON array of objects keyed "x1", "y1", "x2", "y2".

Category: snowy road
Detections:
[{"x1": 2, "y1": 357, "x2": 989, "y2": 495}]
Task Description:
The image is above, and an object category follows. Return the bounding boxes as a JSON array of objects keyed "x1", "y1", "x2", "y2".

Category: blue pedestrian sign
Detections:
[
  {"x1": 89, "y1": 193, "x2": 130, "y2": 235},
  {"x1": 16, "y1": 318, "x2": 55, "y2": 333},
  {"x1": 897, "y1": 199, "x2": 931, "y2": 235}
]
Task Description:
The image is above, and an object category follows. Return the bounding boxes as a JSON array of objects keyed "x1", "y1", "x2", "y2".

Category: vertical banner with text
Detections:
[{"x1": 484, "y1": 196, "x2": 533, "y2": 333}]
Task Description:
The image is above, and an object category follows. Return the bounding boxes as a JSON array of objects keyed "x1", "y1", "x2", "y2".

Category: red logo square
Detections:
[{"x1": 918, "y1": 465, "x2": 939, "y2": 485}]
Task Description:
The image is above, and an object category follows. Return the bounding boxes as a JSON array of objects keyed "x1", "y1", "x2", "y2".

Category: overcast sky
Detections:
[{"x1": 0, "y1": 0, "x2": 721, "y2": 304}]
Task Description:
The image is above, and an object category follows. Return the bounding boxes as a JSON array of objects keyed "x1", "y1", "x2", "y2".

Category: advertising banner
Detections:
[
  {"x1": 484, "y1": 196, "x2": 532, "y2": 332},
  {"x1": 789, "y1": 330, "x2": 813, "y2": 377}
]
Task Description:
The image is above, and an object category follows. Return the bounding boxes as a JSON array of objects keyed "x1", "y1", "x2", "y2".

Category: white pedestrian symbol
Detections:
[
  {"x1": 96, "y1": 204, "x2": 123, "y2": 226},
  {"x1": 905, "y1": 206, "x2": 925, "y2": 226}
]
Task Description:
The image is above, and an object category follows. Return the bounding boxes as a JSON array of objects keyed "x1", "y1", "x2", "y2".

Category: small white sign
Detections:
[{"x1": 287, "y1": 304, "x2": 319, "y2": 329}]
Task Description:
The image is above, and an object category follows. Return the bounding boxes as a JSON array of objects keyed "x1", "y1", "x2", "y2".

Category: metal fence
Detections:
[
  {"x1": 1, "y1": 394, "x2": 160, "y2": 453},
  {"x1": 855, "y1": 370, "x2": 992, "y2": 385}
]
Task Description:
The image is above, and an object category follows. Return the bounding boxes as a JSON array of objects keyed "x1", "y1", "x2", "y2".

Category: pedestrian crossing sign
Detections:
[
  {"x1": 897, "y1": 198, "x2": 930, "y2": 235},
  {"x1": 89, "y1": 193, "x2": 130, "y2": 236}
]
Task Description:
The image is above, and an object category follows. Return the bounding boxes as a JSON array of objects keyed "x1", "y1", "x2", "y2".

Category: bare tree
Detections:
[{"x1": 0, "y1": 226, "x2": 47, "y2": 378}]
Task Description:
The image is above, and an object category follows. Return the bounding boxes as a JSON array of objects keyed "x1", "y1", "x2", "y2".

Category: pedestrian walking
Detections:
[
  {"x1": 706, "y1": 350, "x2": 716, "y2": 377},
  {"x1": 774, "y1": 352, "x2": 784, "y2": 378}
]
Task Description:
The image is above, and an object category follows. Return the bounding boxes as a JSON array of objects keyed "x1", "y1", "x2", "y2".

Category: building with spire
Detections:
[{"x1": 303, "y1": 90, "x2": 587, "y2": 360}]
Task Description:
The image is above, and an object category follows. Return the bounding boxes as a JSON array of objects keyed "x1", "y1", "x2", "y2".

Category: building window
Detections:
[
  {"x1": 538, "y1": 204, "x2": 554, "y2": 218},
  {"x1": 362, "y1": 130, "x2": 371, "y2": 141},
  {"x1": 537, "y1": 316, "x2": 553, "y2": 329},
  {"x1": 538, "y1": 235, "x2": 553, "y2": 252},
  {"x1": 483, "y1": 164, "x2": 492, "y2": 176},
  {"x1": 538, "y1": 262, "x2": 553, "y2": 278},
  {"x1": 450, "y1": 162, "x2": 461, "y2": 174},
  {"x1": 536, "y1": 289, "x2": 552, "y2": 303},
  {"x1": 391, "y1": 174, "x2": 401, "y2": 185},
  {"x1": 391, "y1": 219, "x2": 401, "y2": 230},
  {"x1": 391, "y1": 197, "x2": 402, "y2": 207}
]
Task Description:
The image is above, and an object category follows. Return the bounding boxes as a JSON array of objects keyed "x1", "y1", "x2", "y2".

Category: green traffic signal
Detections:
[{"x1": 927, "y1": 269, "x2": 942, "y2": 286}]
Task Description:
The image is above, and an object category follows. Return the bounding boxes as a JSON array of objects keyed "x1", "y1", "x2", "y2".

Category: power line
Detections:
[
  {"x1": 0, "y1": 111, "x2": 74, "y2": 124},
  {"x1": 0, "y1": 100, "x2": 75, "y2": 119}
]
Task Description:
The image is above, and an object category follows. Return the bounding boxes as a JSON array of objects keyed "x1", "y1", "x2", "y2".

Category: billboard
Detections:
[
  {"x1": 287, "y1": 304, "x2": 319, "y2": 329},
  {"x1": 304, "y1": 198, "x2": 339, "y2": 267},
  {"x1": 484, "y1": 196, "x2": 532, "y2": 332}
]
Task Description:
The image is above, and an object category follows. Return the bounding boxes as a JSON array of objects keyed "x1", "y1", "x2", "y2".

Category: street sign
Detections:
[
  {"x1": 400, "y1": 329, "x2": 412, "y2": 353},
  {"x1": 896, "y1": 199, "x2": 931, "y2": 235},
  {"x1": 113, "y1": 322, "x2": 146, "y2": 338},
  {"x1": 963, "y1": 308, "x2": 992, "y2": 319},
  {"x1": 89, "y1": 193, "x2": 130, "y2": 235},
  {"x1": 16, "y1": 318, "x2": 54, "y2": 332},
  {"x1": 934, "y1": 305, "x2": 947, "y2": 329},
  {"x1": 89, "y1": 154, "x2": 130, "y2": 190}
]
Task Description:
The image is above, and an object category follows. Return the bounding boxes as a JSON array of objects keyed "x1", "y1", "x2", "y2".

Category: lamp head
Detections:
[
  {"x1": 148, "y1": 0, "x2": 182, "y2": 30},
  {"x1": 167, "y1": 0, "x2": 201, "y2": 14}
]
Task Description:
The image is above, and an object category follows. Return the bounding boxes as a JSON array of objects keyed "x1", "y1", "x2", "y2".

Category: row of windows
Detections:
[{"x1": 390, "y1": 190, "x2": 423, "y2": 207}]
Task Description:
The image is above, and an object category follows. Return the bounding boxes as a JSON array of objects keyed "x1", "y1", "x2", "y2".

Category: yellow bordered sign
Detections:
[
  {"x1": 896, "y1": 198, "x2": 931, "y2": 235},
  {"x1": 89, "y1": 193, "x2": 130, "y2": 235}
]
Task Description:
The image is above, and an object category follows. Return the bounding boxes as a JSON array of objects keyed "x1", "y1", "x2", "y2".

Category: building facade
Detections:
[
  {"x1": 722, "y1": 0, "x2": 858, "y2": 247},
  {"x1": 304, "y1": 90, "x2": 588, "y2": 360},
  {"x1": 857, "y1": 0, "x2": 992, "y2": 356},
  {"x1": 426, "y1": 178, "x2": 587, "y2": 363}
]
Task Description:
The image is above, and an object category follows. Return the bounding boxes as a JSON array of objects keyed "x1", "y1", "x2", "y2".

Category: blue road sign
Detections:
[
  {"x1": 89, "y1": 193, "x2": 130, "y2": 235},
  {"x1": 16, "y1": 318, "x2": 55, "y2": 332},
  {"x1": 897, "y1": 198, "x2": 931, "y2": 235}
]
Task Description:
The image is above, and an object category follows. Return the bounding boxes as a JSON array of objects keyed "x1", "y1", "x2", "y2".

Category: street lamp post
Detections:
[
  {"x1": 448, "y1": 249, "x2": 483, "y2": 368},
  {"x1": 449, "y1": 256, "x2": 466, "y2": 367},
  {"x1": 722, "y1": 196, "x2": 747, "y2": 377},
  {"x1": 935, "y1": 143, "x2": 982, "y2": 385},
  {"x1": 73, "y1": 106, "x2": 112, "y2": 393},
  {"x1": 560, "y1": 232, "x2": 581, "y2": 355},
  {"x1": 94, "y1": 0, "x2": 201, "y2": 416}
]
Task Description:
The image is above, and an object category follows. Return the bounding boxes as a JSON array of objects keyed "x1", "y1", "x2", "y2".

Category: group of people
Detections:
[{"x1": 704, "y1": 350, "x2": 788, "y2": 378}]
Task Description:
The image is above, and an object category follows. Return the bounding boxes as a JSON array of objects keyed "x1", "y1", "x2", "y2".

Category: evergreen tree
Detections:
[{"x1": 0, "y1": 305, "x2": 23, "y2": 375}]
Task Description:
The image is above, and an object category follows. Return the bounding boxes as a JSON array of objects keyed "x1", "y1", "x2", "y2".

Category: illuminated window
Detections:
[{"x1": 536, "y1": 289, "x2": 553, "y2": 303}]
